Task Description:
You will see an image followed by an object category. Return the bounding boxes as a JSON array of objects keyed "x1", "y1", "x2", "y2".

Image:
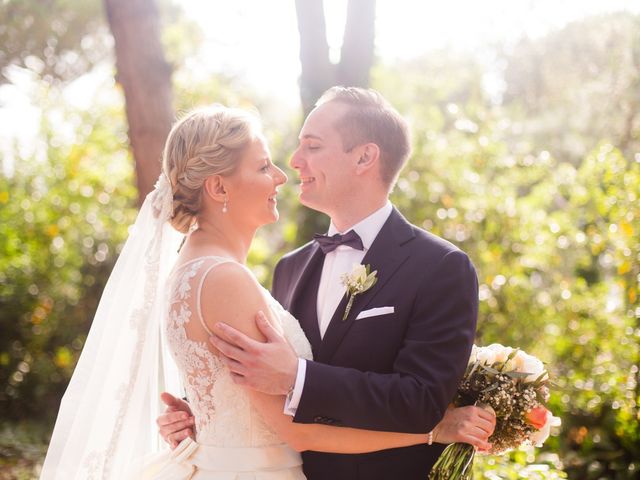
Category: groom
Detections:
[{"x1": 164, "y1": 87, "x2": 479, "y2": 478}]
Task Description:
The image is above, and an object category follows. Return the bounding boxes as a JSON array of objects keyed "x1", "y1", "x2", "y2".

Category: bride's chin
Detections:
[
  {"x1": 268, "y1": 210, "x2": 280, "y2": 224},
  {"x1": 257, "y1": 211, "x2": 279, "y2": 227}
]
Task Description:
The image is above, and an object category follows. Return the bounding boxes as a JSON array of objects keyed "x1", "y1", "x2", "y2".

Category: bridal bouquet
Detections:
[{"x1": 429, "y1": 344, "x2": 561, "y2": 479}]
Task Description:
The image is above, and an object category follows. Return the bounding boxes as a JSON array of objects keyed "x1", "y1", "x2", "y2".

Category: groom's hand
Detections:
[
  {"x1": 209, "y1": 311, "x2": 298, "y2": 395},
  {"x1": 157, "y1": 392, "x2": 195, "y2": 449}
]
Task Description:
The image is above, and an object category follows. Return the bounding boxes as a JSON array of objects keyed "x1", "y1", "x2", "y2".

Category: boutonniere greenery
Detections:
[{"x1": 340, "y1": 264, "x2": 378, "y2": 321}]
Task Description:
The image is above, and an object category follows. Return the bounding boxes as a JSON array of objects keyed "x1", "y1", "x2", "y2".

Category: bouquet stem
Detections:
[{"x1": 429, "y1": 443, "x2": 475, "y2": 480}]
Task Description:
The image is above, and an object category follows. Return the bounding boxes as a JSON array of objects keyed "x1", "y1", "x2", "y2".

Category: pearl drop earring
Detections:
[{"x1": 222, "y1": 196, "x2": 228, "y2": 213}]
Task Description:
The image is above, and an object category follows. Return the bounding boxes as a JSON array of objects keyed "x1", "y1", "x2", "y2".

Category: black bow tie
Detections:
[{"x1": 313, "y1": 230, "x2": 364, "y2": 254}]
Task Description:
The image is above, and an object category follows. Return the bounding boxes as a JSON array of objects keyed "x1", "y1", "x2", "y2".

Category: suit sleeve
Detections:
[
  {"x1": 271, "y1": 256, "x2": 288, "y2": 305},
  {"x1": 293, "y1": 249, "x2": 478, "y2": 433}
]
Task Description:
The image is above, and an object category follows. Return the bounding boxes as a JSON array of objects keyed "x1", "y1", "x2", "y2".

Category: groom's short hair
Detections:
[{"x1": 316, "y1": 86, "x2": 411, "y2": 189}]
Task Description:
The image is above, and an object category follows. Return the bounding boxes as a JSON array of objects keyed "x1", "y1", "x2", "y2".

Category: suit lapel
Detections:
[
  {"x1": 317, "y1": 208, "x2": 415, "y2": 363},
  {"x1": 288, "y1": 244, "x2": 324, "y2": 354}
]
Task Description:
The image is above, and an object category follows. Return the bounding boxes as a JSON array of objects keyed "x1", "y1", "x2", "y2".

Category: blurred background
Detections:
[{"x1": 1, "y1": 1, "x2": 639, "y2": 478}]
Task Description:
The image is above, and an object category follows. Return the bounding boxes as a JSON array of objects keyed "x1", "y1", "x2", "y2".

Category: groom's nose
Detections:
[{"x1": 289, "y1": 147, "x2": 303, "y2": 170}]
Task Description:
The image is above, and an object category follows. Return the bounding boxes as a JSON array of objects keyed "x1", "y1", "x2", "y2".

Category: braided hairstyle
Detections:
[{"x1": 162, "y1": 106, "x2": 260, "y2": 233}]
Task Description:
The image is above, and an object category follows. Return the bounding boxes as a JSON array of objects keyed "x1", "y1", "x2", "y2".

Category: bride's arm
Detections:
[
  {"x1": 201, "y1": 264, "x2": 493, "y2": 453},
  {"x1": 246, "y1": 389, "x2": 493, "y2": 453}
]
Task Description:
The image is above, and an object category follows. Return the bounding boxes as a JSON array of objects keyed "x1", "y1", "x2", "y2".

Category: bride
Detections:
[{"x1": 40, "y1": 106, "x2": 494, "y2": 479}]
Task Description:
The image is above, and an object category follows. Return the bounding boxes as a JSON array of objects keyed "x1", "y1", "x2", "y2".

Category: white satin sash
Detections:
[{"x1": 129, "y1": 438, "x2": 305, "y2": 479}]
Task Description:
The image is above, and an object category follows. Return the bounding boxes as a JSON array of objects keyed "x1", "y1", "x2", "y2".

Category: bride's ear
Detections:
[{"x1": 203, "y1": 175, "x2": 227, "y2": 203}]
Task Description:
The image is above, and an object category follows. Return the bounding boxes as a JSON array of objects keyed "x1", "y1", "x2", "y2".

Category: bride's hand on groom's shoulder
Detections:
[
  {"x1": 432, "y1": 404, "x2": 496, "y2": 451},
  {"x1": 157, "y1": 392, "x2": 196, "y2": 449}
]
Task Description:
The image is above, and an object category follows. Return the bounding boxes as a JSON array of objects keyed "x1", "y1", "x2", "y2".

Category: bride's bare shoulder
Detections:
[{"x1": 199, "y1": 261, "x2": 269, "y2": 341}]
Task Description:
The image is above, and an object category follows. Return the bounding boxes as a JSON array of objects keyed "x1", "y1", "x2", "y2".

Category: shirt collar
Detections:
[{"x1": 327, "y1": 201, "x2": 393, "y2": 250}]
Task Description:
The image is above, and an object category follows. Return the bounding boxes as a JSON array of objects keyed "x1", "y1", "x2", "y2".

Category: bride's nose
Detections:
[{"x1": 274, "y1": 165, "x2": 287, "y2": 186}]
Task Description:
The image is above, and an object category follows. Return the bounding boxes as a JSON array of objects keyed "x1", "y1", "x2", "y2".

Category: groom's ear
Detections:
[
  {"x1": 355, "y1": 143, "x2": 380, "y2": 175},
  {"x1": 203, "y1": 175, "x2": 227, "y2": 202}
]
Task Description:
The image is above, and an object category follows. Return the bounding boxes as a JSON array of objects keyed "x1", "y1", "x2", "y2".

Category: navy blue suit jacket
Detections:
[{"x1": 272, "y1": 207, "x2": 478, "y2": 480}]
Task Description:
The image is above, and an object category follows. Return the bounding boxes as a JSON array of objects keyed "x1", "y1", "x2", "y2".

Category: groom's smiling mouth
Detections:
[{"x1": 300, "y1": 177, "x2": 316, "y2": 186}]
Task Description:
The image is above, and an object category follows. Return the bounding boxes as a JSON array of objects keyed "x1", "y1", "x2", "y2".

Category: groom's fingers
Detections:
[
  {"x1": 157, "y1": 411, "x2": 192, "y2": 428},
  {"x1": 160, "y1": 391, "x2": 182, "y2": 409},
  {"x1": 159, "y1": 418, "x2": 195, "y2": 436},
  {"x1": 255, "y1": 311, "x2": 283, "y2": 343},
  {"x1": 209, "y1": 332, "x2": 251, "y2": 363},
  {"x1": 213, "y1": 322, "x2": 261, "y2": 353},
  {"x1": 167, "y1": 429, "x2": 193, "y2": 449},
  {"x1": 222, "y1": 356, "x2": 248, "y2": 377},
  {"x1": 157, "y1": 411, "x2": 188, "y2": 425}
]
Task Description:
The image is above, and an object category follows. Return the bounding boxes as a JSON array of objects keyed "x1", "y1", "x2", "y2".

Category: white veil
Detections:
[{"x1": 40, "y1": 175, "x2": 184, "y2": 479}]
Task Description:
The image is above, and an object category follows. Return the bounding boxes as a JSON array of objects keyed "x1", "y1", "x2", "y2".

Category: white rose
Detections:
[
  {"x1": 487, "y1": 343, "x2": 513, "y2": 364},
  {"x1": 530, "y1": 413, "x2": 562, "y2": 447},
  {"x1": 510, "y1": 351, "x2": 542, "y2": 378},
  {"x1": 468, "y1": 345, "x2": 479, "y2": 365},
  {"x1": 475, "y1": 347, "x2": 497, "y2": 366},
  {"x1": 352, "y1": 264, "x2": 367, "y2": 284}
]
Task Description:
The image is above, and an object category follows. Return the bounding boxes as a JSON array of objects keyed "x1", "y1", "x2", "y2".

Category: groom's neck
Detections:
[{"x1": 329, "y1": 197, "x2": 389, "y2": 233}]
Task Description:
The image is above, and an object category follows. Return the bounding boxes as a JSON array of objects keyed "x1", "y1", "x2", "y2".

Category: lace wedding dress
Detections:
[{"x1": 131, "y1": 256, "x2": 312, "y2": 479}]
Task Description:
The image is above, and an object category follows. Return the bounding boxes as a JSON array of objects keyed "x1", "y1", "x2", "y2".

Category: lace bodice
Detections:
[{"x1": 164, "y1": 256, "x2": 313, "y2": 447}]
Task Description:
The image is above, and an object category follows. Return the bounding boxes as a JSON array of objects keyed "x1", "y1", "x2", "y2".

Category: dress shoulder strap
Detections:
[{"x1": 195, "y1": 257, "x2": 240, "y2": 336}]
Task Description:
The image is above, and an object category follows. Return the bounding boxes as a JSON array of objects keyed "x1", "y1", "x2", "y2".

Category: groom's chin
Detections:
[{"x1": 297, "y1": 194, "x2": 323, "y2": 214}]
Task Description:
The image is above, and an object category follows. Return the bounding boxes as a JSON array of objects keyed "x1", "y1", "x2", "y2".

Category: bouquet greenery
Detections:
[{"x1": 429, "y1": 344, "x2": 561, "y2": 479}]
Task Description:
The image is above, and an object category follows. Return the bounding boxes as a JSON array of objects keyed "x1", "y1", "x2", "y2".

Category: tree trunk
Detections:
[
  {"x1": 338, "y1": 0, "x2": 376, "y2": 88},
  {"x1": 104, "y1": 0, "x2": 173, "y2": 205},
  {"x1": 295, "y1": 0, "x2": 335, "y2": 117},
  {"x1": 294, "y1": 0, "x2": 376, "y2": 244}
]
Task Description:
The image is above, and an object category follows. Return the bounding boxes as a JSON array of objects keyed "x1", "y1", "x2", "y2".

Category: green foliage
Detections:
[
  {"x1": 0, "y1": 0, "x2": 108, "y2": 84},
  {"x1": 475, "y1": 449, "x2": 567, "y2": 479},
  {"x1": 0, "y1": 85, "x2": 137, "y2": 422},
  {"x1": 2, "y1": 6, "x2": 640, "y2": 480},
  {"x1": 502, "y1": 13, "x2": 640, "y2": 163},
  {"x1": 0, "y1": 0, "x2": 202, "y2": 86},
  {"x1": 0, "y1": 420, "x2": 49, "y2": 479},
  {"x1": 375, "y1": 24, "x2": 639, "y2": 477}
]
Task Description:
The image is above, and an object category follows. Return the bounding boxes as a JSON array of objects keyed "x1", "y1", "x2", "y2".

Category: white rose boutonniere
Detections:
[{"x1": 340, "y1": 264, "x2": 378, "y2": 321}]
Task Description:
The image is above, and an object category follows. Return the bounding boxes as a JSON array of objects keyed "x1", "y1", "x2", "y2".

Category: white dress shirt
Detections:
[{"x1": 284, "y1": 202, "x2": 393, "y2": 415}]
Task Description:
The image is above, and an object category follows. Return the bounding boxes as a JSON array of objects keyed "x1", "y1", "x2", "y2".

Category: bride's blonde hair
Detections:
[{"x1": 162, "y1": 105, "x2": 260, "y2": 233}]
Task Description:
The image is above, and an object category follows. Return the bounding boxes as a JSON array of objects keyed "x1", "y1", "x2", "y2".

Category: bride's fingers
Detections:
[
  {"x1": 460, "y1": 430, "x2": 491, "y2": 451},
  {"x1": 466, "y1": 422, "x2": 492, "y2": 439},
  {"x1": 478, "y1": 410, "x2": 497, "y2": 429},
  {"x1": 467, "y1": 405, "x2": 496, "y2": 425},
  {"x1": 473, "y1": 417, "x2": 495, "y2": 436}
]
